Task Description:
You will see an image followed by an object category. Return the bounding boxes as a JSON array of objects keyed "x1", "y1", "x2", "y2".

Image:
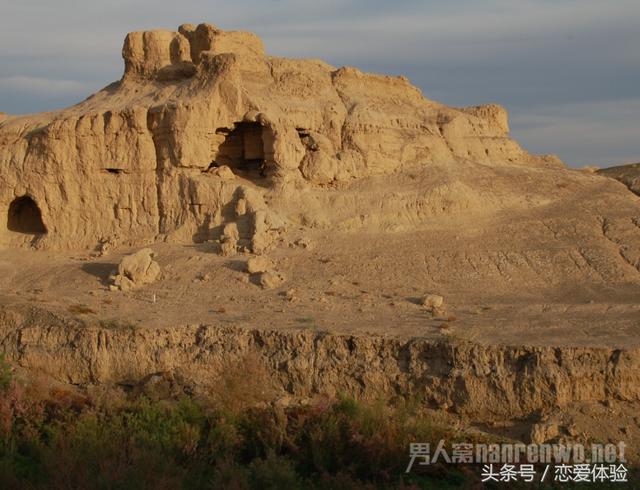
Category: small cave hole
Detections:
[
  {"x1": 7, "y1": 196, "x2": 47, "y2": 234},
  {"x1": 296, "y1": 128, "x2": 318, "y2": 152},
  {"x1": 105, "y1": 168, "x2": 124, "y2": 175},
  {"x1": 296, "y1": 127, "x2": 310, "y2": 138}
]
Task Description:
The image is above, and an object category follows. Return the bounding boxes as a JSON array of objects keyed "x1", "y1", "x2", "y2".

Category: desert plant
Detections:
[
  {"x1": 209, "y1": 352, "x2": 278, "y2": 413},
  {"x1": 0, "y1": 382, "x2": 556, "y2": 489}
]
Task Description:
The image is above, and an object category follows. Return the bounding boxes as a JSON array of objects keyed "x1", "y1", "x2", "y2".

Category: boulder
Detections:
[
  {"x1": 259, "y1": 271, "x2": 286, "y2": 290},
  {"x1": 111, "y1": 248, "x2": 161, "y2": 291},
  {"x1": 421, "y1": 294, "x2": 444, "y2": 310},
  {"x1": 246, "y1": 256, "x2": 274, "y2": 274}
]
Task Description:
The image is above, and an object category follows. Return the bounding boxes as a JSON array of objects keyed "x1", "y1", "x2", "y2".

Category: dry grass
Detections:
[{"x1": 208, "y1": 352, "x2": 277, "y2": 413}]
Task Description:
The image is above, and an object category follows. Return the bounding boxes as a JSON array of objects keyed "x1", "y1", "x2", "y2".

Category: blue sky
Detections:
[{"x1": 0, "y1": 0, "x2": 638, "y2": 167}]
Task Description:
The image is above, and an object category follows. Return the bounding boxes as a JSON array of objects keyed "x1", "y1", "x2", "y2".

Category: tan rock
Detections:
[
  {"x1": 422, "y1": 294, "x2": 444, "y2": 310},
  {"x1": 115, "y1": 275, "x2": 136, "y2": 292},
  {"x1": 222, "y1": 222, "x2": 239, "y2": 242},
  {"x1": 251, "y1": 211, "x2": 278, "y2": 255},
  {"x1": 122, "y1": 30, "x2": 191, "y2": 79},
  {"x1": 567, "y1": 424, "x2": 580, "y2": 437},
  {"x1": 111, "y1": 248, "x2": 160, "y2": 291},
  {"x1": 529, "y1": 422, "x2": 560, "y2": 444},
  {"x1": 246, "y1": 256, "x2": 274, "y2": 274},
  {"x1": 259, "y1": 271, "x2": 286, "y2": 290},
  {"x1": 209, "y1": 165, "x2": 235, "y2": 180},
  {"x1": 220, "y1": 240, "x2": 237, "y2": 257},
  {"x1": 235, "y1": 198, "x2": 247, "y2": 216},
  {"x1": 219, "y1": 222, "x2": 239, "y2": 256}
]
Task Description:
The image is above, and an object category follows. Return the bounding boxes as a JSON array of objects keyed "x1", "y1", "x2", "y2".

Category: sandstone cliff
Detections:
[
  {"x1": 0, "y1": 23, "x2": 563, "y2": 251},
  {"x1": 1, "y1": 304, "x2": 638, "y2": 420}
]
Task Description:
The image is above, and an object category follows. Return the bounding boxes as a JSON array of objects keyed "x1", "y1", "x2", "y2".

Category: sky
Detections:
[{"x1": 0, "y1": 0, "x2": 638, "y2": 168}]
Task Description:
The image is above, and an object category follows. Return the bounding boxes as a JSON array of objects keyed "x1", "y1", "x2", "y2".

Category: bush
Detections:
[{"x1": 0, "y1": 357, "x2": 492, "y2": 489}]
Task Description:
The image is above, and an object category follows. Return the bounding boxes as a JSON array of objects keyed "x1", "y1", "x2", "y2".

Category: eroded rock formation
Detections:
[
  {"x1": 0, "y1": 23, "x2": 561, "y2": 251},
  {"x1": 2, "y1": 305, "x2": 639, "y2": 422}
]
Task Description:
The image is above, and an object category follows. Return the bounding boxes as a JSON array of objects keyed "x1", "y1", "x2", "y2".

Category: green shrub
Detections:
[{"x1": 0, "y1": 383, "x2": 503, "y2": 489}]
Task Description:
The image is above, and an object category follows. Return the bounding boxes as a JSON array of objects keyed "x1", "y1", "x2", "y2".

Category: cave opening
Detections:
[
  {"x1": 7, "y1": 196, "x2": 47, "y2": 234},
  {"x1": 210, "y1": 122, "x2": 268, "y2": 180}
]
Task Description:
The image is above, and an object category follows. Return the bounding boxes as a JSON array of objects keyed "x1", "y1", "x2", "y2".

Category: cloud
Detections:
[
  {"x1": 511, "y1": 98, "x2": 640, "y2": 167},
  {"x1": 0, "y1": 76, "x2": 95, "y2": 96},
  {"x1": 0, "y1": 76, "x2": 104, "y2": 114}
]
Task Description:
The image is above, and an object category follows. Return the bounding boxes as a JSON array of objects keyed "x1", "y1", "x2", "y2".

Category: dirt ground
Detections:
[{"x1": 2, "y1": 202, "x2": 639, "y2": 348}]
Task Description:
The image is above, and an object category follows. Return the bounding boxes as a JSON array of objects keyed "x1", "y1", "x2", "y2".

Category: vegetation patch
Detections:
[{"x1": 0, "y1": 356, "x2": 491, "y2": 489}]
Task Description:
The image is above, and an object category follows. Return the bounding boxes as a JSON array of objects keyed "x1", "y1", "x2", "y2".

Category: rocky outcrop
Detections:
[
  {"x1": 1, "y1": 305, "x2": 639, "y2": 421},
  {"x1": 0, "y1": 23, "x2": 562, "y2": 251},
  {"x1": 110, "y1": 248, "x2": 161, "y2": 291}
]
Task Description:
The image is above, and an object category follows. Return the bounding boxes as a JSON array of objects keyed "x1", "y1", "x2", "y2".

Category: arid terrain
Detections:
[{"x1": 1, "y1": 23, "x2": 639, "y2": 482}]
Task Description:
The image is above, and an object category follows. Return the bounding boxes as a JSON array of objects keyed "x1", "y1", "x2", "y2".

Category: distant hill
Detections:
[{"x1": 598, "y1": 163, "x2": 640, "y2": 196}]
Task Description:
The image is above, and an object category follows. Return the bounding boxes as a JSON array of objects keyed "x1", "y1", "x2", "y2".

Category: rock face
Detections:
[
  {"x1": 2, "y1": 306, "x2": 639, "y2": 422},
  {"x1": 0, "y1": 22, "x2": 562, "y2": 251}
]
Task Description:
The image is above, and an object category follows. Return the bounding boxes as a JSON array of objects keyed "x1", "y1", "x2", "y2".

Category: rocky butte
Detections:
[
  {"x1": 0, "y1": 22, "x2": 563, "y2": 251},
  {"x1": 1, "y1": 23, "x2": 640, "y2": 457}
]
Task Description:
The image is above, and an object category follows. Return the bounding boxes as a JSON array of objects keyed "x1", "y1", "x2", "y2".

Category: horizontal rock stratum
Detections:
[{"x1": 0, "y1": 22, "x2": 565, "y2": 251}]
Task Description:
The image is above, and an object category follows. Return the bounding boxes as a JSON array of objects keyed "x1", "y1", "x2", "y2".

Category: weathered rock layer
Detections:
[{"x1": 1, "y1": 306, "x2": 638, "y2": 421}]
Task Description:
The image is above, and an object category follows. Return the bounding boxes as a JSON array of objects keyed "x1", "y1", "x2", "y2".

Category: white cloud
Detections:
[{"x1": 256, "y1": 0, "x2": 640, "y2": 61}]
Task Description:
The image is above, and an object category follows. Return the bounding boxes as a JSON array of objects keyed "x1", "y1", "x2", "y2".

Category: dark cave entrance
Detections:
[
  {"x1": 211, "y1": 122, "x2": 268, "y2": 179},
  {"x1": 7, "y1": 196, "x2": 47, "y2": 234}
]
